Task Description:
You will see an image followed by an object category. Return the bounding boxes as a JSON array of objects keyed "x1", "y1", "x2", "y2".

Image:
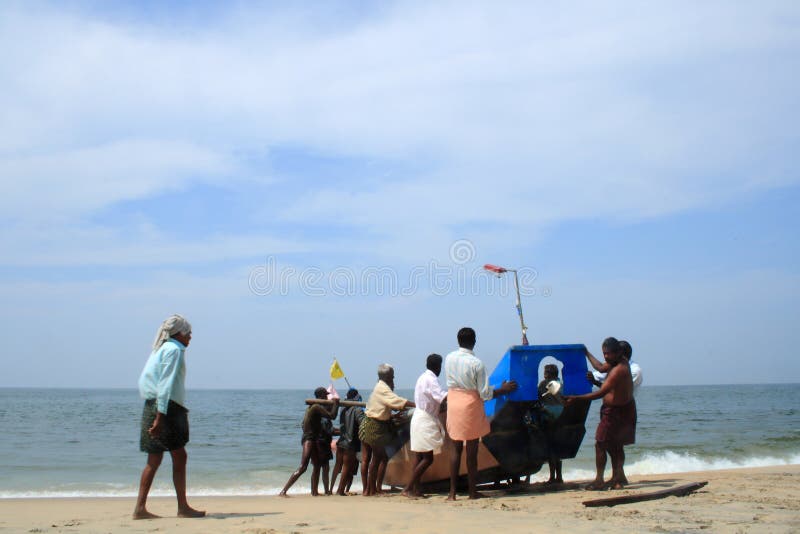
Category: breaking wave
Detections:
[{"x1": 3, "y1": 452, "x2": 798, "y2": 498}]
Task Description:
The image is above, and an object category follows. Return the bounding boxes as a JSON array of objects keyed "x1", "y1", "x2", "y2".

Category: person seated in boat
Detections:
[
  {"x1": 567, "y1": 337, "x2": 636, "y2": 490},
  {"x1": 538, "y1": 364, "x2": 564, "y2": 407},
  {"x1": 402, "y1": 353, "x2": 447, "y2": 498},
  {"x1": 359, "y1": 364, "x2": 414, "y2": 496},
  {"x1": 334, "y1": 388, "x2": 364, "y2": 496},
  {"x1": 587, "y1": 340, "x2": 642, "y2": 396},
  {"x1": 537, "y1": 364, "x2": 564, "y2": 484},
  {"x1": 279, "y1": 387, "x2": 339, "y2": 496}
]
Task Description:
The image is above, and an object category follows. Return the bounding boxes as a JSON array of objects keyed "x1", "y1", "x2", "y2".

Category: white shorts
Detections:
[{"x1": 409, "y1": 408, "x2": 445, "y2": 453}]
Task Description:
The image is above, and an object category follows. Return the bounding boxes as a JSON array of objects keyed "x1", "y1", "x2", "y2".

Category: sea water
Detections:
[{"x1": 0, "y1": 385, "x2": 798, "y2": 498}]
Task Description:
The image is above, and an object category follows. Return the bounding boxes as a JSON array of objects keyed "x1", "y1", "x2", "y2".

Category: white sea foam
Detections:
[
  {"x1": 540, "y1": 450, "x2": 800, "y2": 483},
  {"x1": 2, "y1": 451, "x2": 797, "y2": 498},
  {"x1": 0, "y1": 481, "x2": 365, "y2": 499}
]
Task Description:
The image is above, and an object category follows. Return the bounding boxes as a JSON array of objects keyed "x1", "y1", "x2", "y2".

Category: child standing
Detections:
[{"x1": 538, "y1": 364, "x2": 564, "y2": 484}]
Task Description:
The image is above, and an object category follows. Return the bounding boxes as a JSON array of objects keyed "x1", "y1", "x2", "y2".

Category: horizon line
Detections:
[{"x1": 1, "y1": 382, "x2": 798, "y2": 390}]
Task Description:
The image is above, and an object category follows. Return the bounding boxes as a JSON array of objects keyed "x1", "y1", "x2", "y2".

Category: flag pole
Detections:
[{"x1": 484, "y1": 264, "x2": 529, "y2": 346}]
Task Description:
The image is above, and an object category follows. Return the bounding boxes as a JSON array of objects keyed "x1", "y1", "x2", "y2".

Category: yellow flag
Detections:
[{"x1": 330, "y1": 358, "x2": 345, "y2": 380}]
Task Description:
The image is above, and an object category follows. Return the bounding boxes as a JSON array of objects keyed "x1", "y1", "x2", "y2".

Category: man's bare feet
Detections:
[
  {"x1": 585, "y1": 479, "x2": 606, "y2": 491},
  {"x1": 177, "y1": 506, "x2": 206, "y2": 518},
  {"x1": 447, "y1": 493, "x2": 457, "y2": 501},
  {"x1": 132, "y1": 509, "x2": 160, "y2": 520}
]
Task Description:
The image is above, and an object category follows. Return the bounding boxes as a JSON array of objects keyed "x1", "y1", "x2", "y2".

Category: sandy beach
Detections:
[{"x1": 2, "y1": 465, "x2": 798, "y2": 534}]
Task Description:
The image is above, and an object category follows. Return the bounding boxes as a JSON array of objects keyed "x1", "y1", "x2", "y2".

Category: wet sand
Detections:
[{"x1": 1, "y1": 464, "x2": 798, "y2": 533}]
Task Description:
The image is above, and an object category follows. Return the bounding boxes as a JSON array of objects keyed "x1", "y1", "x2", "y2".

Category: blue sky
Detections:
[{"x1": 1, "y1": 1, "x2": 798, "y2": 389}]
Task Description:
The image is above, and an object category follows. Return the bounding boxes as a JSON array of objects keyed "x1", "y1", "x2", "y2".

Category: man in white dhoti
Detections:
[{"x1": 402, "y1": 354, "x2": 447, "y2": 498}]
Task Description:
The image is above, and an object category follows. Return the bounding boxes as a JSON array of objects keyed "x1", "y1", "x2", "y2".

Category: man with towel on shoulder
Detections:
[
  {"x1": 359, "y1": 364, "x2": 415, "y2": 496},
  {"x1": 444, "y1": 327, "x2": 517, "y2": 500},
  {"x1": 402, "y1": 353, "x2": 447, "y2": 498},
  {"x1": 134, "y1": 314, "x2": 205, "y2": 520}
]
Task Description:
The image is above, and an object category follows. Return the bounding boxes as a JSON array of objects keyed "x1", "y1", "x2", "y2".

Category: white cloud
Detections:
[
  {"x1": 0, "y1": 223, "x2": 311, "y2": 267},
  {"x1": 0, "y1": 1, "x2": 797, "y2": 263},
  {"x1": 0, "y1": 139, "x2": 233, "y2": 221}
]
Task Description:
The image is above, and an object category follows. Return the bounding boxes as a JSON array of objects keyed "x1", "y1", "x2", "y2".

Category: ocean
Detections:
[{"x1": 1, "y1": 385, "x2": 798, "y2": 498}]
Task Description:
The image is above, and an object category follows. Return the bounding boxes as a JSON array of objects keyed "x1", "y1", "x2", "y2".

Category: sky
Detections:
[{"x1": 1, "y1": 1, "x2": 798, "y2": 389}]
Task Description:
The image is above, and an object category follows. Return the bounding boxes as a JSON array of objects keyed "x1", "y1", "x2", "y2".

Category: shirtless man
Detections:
[
  {"x1": 566, "y1": 337, "x2": 635, "y2": 490},
  {"x1": 587, "y1": 340, "x2": 643, "y2": 398},
  {"x1": 279, "y1": 388, "x2": 339, "y2": 496}
]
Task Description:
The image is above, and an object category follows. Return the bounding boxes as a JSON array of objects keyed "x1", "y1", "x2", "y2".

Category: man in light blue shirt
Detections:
[
  {"x1": 133, "y1": 314, "x2": 205, "y2": 520},
  {"x1": 138, "y1": 338, "x2": 187, "y2": 415}
]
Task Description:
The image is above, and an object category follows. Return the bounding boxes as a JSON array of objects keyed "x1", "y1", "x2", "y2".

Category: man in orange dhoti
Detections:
[{"x1": 444, "y1": 327, "x2": 517, "y2": 500}]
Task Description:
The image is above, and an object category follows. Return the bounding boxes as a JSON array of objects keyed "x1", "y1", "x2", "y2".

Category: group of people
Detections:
[
  {"x1": 132, "y1": 314, "x2": 641, "y2": 519},
  {"x1": 281, "y1": 326, "x2": 519, "y2": 500}
]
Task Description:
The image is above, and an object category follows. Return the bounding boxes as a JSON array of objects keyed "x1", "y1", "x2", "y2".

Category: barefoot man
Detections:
[
  {"x1": 134, "y1": 314, "x2": 205, "y2": 520},
  {"x1": 359, "y1": 364, "x2": 414, "y2": 496},
  {"x1": 567, "y1": 337, "x2": 636, "y2": 490},
  {"x1": 402, "y1": 354, "x2": 447, "y2": 498},
  {"x1": 444, "y1": 327, "x2": 517, "y2": 500},
  {"x1": 279, "y1": 387, "x2": 339, "y2": 496},
  {"x1": 334, "y1": 388, "x2": 364, "y2": 496}
]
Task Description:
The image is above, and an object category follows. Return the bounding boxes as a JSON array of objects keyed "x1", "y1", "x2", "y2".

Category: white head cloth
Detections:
[{"x1": 152, "y1": 314, "x2": 192, "y2": 350}]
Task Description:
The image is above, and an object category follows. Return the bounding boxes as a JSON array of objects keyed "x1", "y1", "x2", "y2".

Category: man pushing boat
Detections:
[
  {"x1": 444, "y1": 327, "x2": 517, "y2": 500},
  {"x1": 402, "y1": 353, "x2": 447, "y2": 498},
  {"x1": 566, "y1": 337, "x2": 636, "y2": 490},
  {"x1": 360, "y1": 364, "x2": 415, "y2": 496}
]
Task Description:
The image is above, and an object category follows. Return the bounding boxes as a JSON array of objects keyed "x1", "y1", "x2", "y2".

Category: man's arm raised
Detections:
[
  {"x1": 324, "y1": 398, "x2": 340, "y2": 419},
  {"x1": 585, "y1": 347, "x2": 610, "y2": 373}
]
